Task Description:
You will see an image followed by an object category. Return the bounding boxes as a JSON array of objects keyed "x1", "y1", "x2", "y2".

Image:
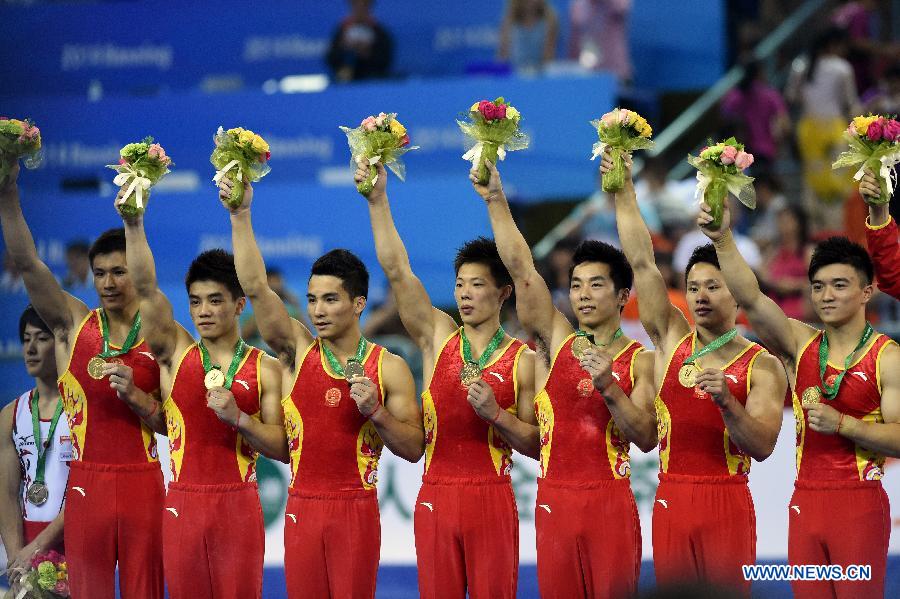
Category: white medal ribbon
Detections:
[
  {"x1": 113, "y1": 164, "x2": 151, "y2": 209},
  {"x1": 852, "y1": 147, "x2": 900, "y2": 197},
  {"x1": 462, "y1": 142, "x2": 507, "y2": 167},
  {"x1": 212, "y1": 159, "x2": 243, "y2": 188}
]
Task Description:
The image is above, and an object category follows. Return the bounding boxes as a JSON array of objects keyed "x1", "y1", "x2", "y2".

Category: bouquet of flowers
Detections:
[
  {"x1": 4, "y1": 550, "x2": 68, "y2": 599},
  {"x1": 687, "y1": 137, "x2": 756, "y2": 230},
  {"x1": 832, "y1": 114, "x2": 900, "y2": 205},
  {"x1": 106, "y1": 137, "x2": 172, "y2": 217},
  {"x1": 590, "y1": 108, "x2": 654, "y2": 192},
  {"x1": 457, "y1": 98, "x2": 529, "y2": 184},
  {"x1": 211, "y1": 127, "x2": 271, "y2": 208},
  {"x1": 339, "y1": 112, "x2": 417, "y2": 194},
  {"x1": 0, "y1": 118, "x2": 42, "y2": 183}
]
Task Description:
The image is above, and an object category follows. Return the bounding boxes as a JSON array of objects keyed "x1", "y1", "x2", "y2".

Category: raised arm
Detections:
[
  {"x1": 473, "y1": 162, "x2": 567, "y2": 356},
  {"x1": 119, "y1": 199, "x2": 191, "y2": 367},
  {"x1": 604, "y1": 151, "x2": 687, "y2": 346},
  {"x1": 221, "y1": 178, "x2": 311, "y2": 369},
  {"x1": 698, "y1": 351, "x2": 786, "y2": 461},
  {"x1": 0, "y1": 163, "x2": 86, "y2": 339},
  {"x1": 354, "y1": 352, "x2": 424, "y2": 463},
  {"x1": 860, "y1": 171, "x2": 900, "y2": 300},
  {"x1": 698, "y1": 201, "x2": 813, "y2": 364},
  {"x1": 356, "y1": 161, "x2": 456, "y2": 353}
]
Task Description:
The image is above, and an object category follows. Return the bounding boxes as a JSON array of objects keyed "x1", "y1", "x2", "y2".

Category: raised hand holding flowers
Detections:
[
  {"x1": 686, "y1": 137, "x2": 756, "y2": 230},
  {"x1": 832, "y1": 114, "x2": 900, "y2": 205},
  {"x1": 458, "y1": 97, "x2": 528, "y2": 184},
  {"x1": 590, "y1": 108, "x2": 654, "y2": 192},
  {"x1": 0, "y1": 117, "x2": 42, "y2": 184},
  {"x1": 340, "y1": 112, "x2": 417, "y2": 195},
  {"x1": 211, "y1": 126, "x2": 271, "y2": 208},
  {"x1": 106, "y1": 137, "x2": 173, "y2": 217}
]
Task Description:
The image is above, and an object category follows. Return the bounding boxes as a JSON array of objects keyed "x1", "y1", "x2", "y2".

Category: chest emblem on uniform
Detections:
[
  {"x1": 825, "y1": 373, "x2": 838, "y2": 386},
  {"x1": 577, "y1": 377, "x2": 594, "y2": 397},
  {"x1": 325, "y1": 387, "x2": 342, "y2": 408}
]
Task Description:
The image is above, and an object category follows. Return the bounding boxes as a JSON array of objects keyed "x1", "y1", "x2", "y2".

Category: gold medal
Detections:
[
  {"x1": 87, "y1": 356, "x2": 107, "y2": 379},
  {"x1": 801, "y1": 387, "x2": 822, "y2": 406},
  {"x1": 204, "y1": 368, "x2": 226, "y2": 390},
  {"x1": 460, "y1": 361, "x2": 482, "y2": 386},
  {"x1": 345, "y1": 359, "x2": 366, "y2": 380},
  {"x1": 571, "y1": 335, "x2": 594, "y2": 359},
  {"x1": 678, "y1": 364, "x2": 698, "y2": 388}
]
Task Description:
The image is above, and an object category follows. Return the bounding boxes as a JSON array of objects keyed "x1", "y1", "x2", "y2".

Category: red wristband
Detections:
[
  {"x1": 232, "y1": 411, "x2": 245, "y2": 431},
  {"x1": 366, "y1": 403, "x2": 383, "y2": 420},
  {"x1": 837, "y1": 413, "x2": 845, "y2": 434},
  {"x1": 489, "y1": 406, "x2": 502, "y2": 424}
]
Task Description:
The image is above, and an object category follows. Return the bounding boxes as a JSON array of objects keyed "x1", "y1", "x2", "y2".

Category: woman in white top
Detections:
[
  {"x1": 0, "y1": 306, "x2": 69, "y2": 586},
  {"x1": 786, "y1": 27, "x2": 860, "y2": 229}
]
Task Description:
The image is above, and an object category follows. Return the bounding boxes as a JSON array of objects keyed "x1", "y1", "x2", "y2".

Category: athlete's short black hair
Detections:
[
  {"x1": 19, "y1": 305, "x2": 52, "y2": 342},
  {"x1": 184, "y1": 249, "x2": 244, "y2": 299},
  {"x1": 684, "y1": 243, "x2": 721, "y2": 282},
  {"x1": 88, "y1": 228, "x2": 126, "y2": 267},
  {"x1": 310, "y1": 249, "x2": 369, "y2": 299},
  {"x1": 568, "y1": 240, "x2": 633, "y2": 291},
  {"x1": 808, "y1": 236, "x2": 873, "y2": 285},
  {"x1": 454, "y1": 237, "x2": 512, "y2": 288}
]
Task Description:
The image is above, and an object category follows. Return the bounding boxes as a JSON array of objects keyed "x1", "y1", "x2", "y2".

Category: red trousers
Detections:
[
  {"x1": 414, "y1": 477, "x2": 518, "y2": 599},
  {"x1": 283, "y1": 488, "x2": 380, "y2": 599},
  {"x1": 652, "y1": 473, "x2": 755, "y2": 596},
  {"x1": 64, "y1": 461, "x2": 164, "y2": 599},
  {"x1": 788, "y1": 479, "x2": 890, "y2": 599},
  {"x1": 535, "y1": 478, "x2": 641, "y2": 599},
  {"x1": 162, "y1": 482, "x2": 264, "y2": 599}
]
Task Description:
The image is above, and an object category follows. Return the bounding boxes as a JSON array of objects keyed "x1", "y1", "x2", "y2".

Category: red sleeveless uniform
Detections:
[
  {"x1": 162, "y1": 343, "x2": 265, "y2": 599},
  {"x1": 415, "y1": 329, "x2": 526, "y2": 599},
  {"x1": 533, "y1": 334, "x2": 643, "y2": 599},
  {"x1": 58, "y1": 309, "x2": 164, "y2": 599},
  {"x1": 652, "y1": 332, "x2": 765, "y2": 594},
  {"x1": 282, "y1": 339, "x2": 386, "y2": 599},
  {"x1": 788, "y1": 331, "x2": 894, "y2": 599}
]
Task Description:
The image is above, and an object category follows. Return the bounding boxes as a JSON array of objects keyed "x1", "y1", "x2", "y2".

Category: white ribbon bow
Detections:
[
  {"x1": 590, "y1": 141, "x2": 608, "y2": 161},
  {"x1": 853, "y1": 147, "x2": 900, "y2": 197},
  {"x1": 212, "y1": 159, "x2": 243, "y2": 188},
  {"x1": 113, "y1": 163, "x2": 151, "y2": 209},
  {"x1": 462, "y1": 142, "x2": 507, "y2": 167}
]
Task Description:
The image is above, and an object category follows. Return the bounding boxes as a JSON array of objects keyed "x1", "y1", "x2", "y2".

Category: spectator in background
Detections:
[
  {"x1": 758, "y1": 205, "x2": 813, "y2": 321},
  {"x1": 575, "y1": 167, "x2": 661, "y2": 246},
  {"x1": 635, "y1": 156, "x2": 695, "y2": 237},
  {"x1": 498, "y1": 0, "x2": 559, "y2": 74},
  {"x1": 674, "y1": 208, "x2": 762, "y2": 276},
  {"x1": 568, "y1": 0, "x2": 632, "y2": 83},
  {"x1": 720, "y1": 61, "x2": 790, "y2": 173},
  {"x1": 863, "y1": 61, "x2": 900, "y2": 116},
  {"x1": 325, "y1": 0, "x2": 393, "y2": 82},
  {"x1": 831, "y1": 0, "x2": 879, "y2": 95},
  {"x1": 240, "y1": 267, "x2": 304, "y2": 352},
  {"x1": 61, "y1": 240, "x2": 90, "y2": 291},
  {"x1": 786, "y1": 27, "x2": 859, "y2": 230}
]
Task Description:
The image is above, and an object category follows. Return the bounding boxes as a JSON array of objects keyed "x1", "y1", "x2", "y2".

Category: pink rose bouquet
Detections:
[
  {"x1": 686, "y1": 137, "x2": 756, "y2": 230},
  {"x1": 339, "y1": 112, "x2": 417, "y2": 194},
  {"x1": 457, "y1": 97, "x2": 529, "y2": 184},
  {"x1": 211, "y1": 126, "x2": 271, "y2": 208},
  {"x1": 0, "y1": 117, "x2": 42, "y2": 184},
  {"x1": 832, "y1": 114, "x2": 900, "y2": 205},
  {"x1": 590, "y1": 107, "x2": 654, "y2": 192},
  {"x1": 106, "y1": 137, "x2": 173, "y2": 217}
]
